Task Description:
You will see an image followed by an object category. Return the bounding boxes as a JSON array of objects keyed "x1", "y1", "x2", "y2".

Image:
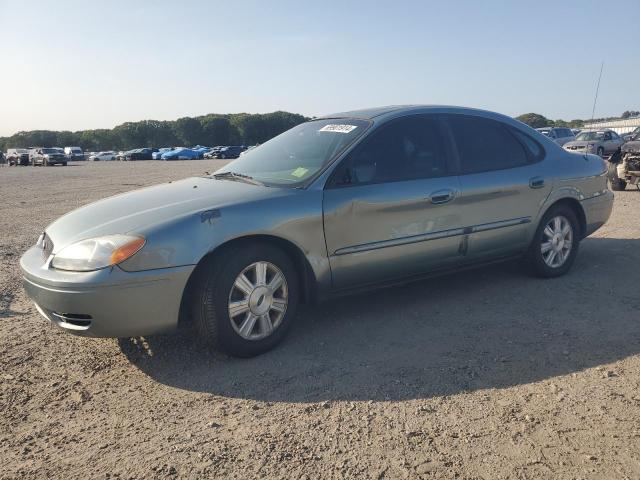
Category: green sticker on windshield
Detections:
[{"x1": 291, "y1": 167, "x2": 309, "y2": 178}]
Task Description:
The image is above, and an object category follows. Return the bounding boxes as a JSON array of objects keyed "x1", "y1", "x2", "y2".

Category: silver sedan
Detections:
[{"x1": 21, "y1": 106, "x2": 613, "y2": 357}]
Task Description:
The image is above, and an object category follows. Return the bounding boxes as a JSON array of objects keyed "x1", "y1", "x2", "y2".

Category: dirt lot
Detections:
[{"x1": 1, "y1": 160, "x2": 639, "y2": 479}]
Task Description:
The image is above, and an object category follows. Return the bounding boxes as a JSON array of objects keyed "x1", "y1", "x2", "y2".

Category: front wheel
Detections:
[
  {"x1": 191, "y1": 243, "x2": 299, "y2": 357},
  {"x1": 526, "y1": 205, "x2": 580, "y2": 278}
]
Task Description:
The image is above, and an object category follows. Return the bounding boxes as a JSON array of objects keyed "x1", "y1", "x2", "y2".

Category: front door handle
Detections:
[
  {"x1": 529, "y1": 177, "x2": 545, "y2": 189},
  {"x1": 429, "y1": 189, "x2": 456, "y2": 205}
]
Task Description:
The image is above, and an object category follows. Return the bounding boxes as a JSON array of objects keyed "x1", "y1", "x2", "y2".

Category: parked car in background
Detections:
[
  {"x1": 6, "y1": 148, "x2": 31, "y2": 166},
  {"x1": 124, "y1": 148, "x2": 154, "y2": 161},
  {"x1": 621, "y1": 126, "x2": 640, "y2": 142},
  {"x1": 213, "y1": 145, "x2": 246, "y2": 159},
  {"x1": 64, "y1": 146, "x2": 84, "y2": 161},
  {"x1": 153, "y1": 148, "x2": 174, "y2": 159},
  {"x1": 536, "y1": 127, "x2": 575, "y2": 146},
  {"x1": 191, "y1": 146, "x2": 212, "y2": 159},
  {"x1": 89, "y1": 151, "x2": 117, "y2": 161},
  {"x1": 160, "y1": 147, "x2": 200, "y2": 160},
  {"x1": 607, "y1": 128, "x2": 640, "y2": 191},
  {"x1": 204, "y1": 147, "x2": 223, "y2": 158},
  {"x1": 563, "y1": 130, "x2": 624, "y2": 158},
  {"x1": 20, "y1": 105, "x2": 613, "y2": 357},
  {"x1": 30, "y1": 147, "x2": 68, "y2": 166}
]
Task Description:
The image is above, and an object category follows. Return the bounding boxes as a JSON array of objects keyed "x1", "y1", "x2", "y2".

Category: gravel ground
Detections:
[{"x1": 1, "y1": 161, "x2": 639, "y2": 479}]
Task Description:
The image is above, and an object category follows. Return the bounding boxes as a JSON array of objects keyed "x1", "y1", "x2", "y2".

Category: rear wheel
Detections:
[
  {"x1": 191, "y1": 243, "x2": 299, "y2": 357},
  {"x1": 526, "y1": 205, "x2": 579, "y2": 278}
]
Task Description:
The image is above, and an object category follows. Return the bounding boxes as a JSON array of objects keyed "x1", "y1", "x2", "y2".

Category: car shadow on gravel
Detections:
[{"x1": 119, "y1": 237, "x2": 640, "y2": 402}]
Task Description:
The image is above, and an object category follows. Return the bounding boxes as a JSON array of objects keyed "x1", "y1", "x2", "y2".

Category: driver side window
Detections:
[{"x1": 331, "y1": 115, "x2": 450, "y2": 187}]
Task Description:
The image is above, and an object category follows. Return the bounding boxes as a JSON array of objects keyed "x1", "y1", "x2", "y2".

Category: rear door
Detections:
[
  {"x1": 443, "y1": 114, "x2": 551, "y2": 259},
  {"x1": 323, "y1": 114, "x2": 464, "y2": 289}
]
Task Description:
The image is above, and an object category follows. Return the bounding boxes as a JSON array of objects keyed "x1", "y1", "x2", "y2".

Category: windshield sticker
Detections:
[
  {"x1": 291, "y1": 167, "x2": 309, "y2": 178},
  {"x1": 319, "y1": 124, "x2": 358, "y2": 134}
]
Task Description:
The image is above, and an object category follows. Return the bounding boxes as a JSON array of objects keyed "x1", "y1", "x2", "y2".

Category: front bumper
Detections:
[{"x1": 20, "y1": 245, "x2": 194, "y2": 337}]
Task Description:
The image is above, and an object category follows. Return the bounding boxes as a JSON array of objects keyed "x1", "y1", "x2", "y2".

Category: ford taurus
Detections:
[{"x1": 20, "y1": 106, "x2": 613, "y2": 357}]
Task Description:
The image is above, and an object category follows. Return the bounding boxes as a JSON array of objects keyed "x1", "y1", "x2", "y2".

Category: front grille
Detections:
[{"x1": 42, "y1": 232, "x2": 54, "y2": 259}]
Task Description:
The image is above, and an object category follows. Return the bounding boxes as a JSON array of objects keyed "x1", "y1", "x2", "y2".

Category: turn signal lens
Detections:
[{"x1": 110, "y1": 237, "x2": 146, "y2": 265}]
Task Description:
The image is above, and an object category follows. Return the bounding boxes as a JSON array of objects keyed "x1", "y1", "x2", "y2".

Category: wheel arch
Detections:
[
  {"x1": 178, "y1": 234, "x2": 317, "y2": 327},
  {"x1": 540, "y1": 197, "x2": 587, "y2": 239}
]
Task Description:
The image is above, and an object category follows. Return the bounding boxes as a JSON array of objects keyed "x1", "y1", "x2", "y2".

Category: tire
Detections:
[
  {"x1": 62, "y1": 162, "x2": 67, "y2": 166},
  {"x1": 607, "y1": 161, "x2": 626, "y2": 191},
  {"x1": 526, "y1": 205, "x2": 580, "y2": 278},
  {"x1": 220, "y1": 153, "x2": 226, "y2": 159},
  {"x1": 597, "y1": 147, "x2": 604, "y2": 158},
  {"x1": 191, "y1": 243, "x2": 299, "y2": 357}
]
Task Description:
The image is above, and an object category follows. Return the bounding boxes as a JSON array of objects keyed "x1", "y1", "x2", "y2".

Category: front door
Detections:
[{"x1": 323, "y1": 114, "x2": 464, "y2": 290}]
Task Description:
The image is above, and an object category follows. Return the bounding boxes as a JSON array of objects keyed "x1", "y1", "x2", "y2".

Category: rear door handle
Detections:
[
  {"x1": 429, "y1": 189, "x2": 456, "y2": 205},
  {"x1": 529, "y1": 177, "x2": 545, "y2": 189}
]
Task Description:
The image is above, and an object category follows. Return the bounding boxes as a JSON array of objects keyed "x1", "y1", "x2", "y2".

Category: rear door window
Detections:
[{"x1": 446, "y1": 115, "x2": 530, "y2": 174}]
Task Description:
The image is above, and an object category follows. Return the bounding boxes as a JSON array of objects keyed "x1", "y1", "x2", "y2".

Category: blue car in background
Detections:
[
  {"x1": 153, "y1": 147, "x2": 174, "y2": 159},
  {"x1": 160, "y1": 148, "x2": 200, "y2": 160},
  {"x1": 191, "y1": 146, "x2": 212, "y2": 159}
]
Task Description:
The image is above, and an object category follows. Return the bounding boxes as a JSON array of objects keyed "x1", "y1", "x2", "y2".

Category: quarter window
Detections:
[
  {"x1": 332, "y1": 115, "x2": 449, "y2": 186},
  {"x1": 447, "y1": 115, "x2": 529, "y2": 174}
]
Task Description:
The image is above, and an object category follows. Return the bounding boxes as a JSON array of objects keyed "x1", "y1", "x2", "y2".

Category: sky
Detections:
[{"x1": 1, "y1": 0, "x2": 639, "y2": 136}]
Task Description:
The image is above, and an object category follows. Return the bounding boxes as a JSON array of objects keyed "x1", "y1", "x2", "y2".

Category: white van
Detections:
[{"x1": 64, "y1": 146, "x2": 84, "y2": 161}]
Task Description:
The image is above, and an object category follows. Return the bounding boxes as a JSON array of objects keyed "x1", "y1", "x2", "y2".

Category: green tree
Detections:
[{"x1": 516, "y1": 113, "x2": 551, "y2": 128}]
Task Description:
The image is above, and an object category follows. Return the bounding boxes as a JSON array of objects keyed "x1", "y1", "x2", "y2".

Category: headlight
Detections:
[{"x1": 50, "y1": 234, "x2": 145, "y2": 271}]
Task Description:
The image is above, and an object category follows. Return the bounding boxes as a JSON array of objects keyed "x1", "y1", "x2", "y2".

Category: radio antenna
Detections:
[{"x1": 590, "y1": 61, "x2": 604, "y2": 123}]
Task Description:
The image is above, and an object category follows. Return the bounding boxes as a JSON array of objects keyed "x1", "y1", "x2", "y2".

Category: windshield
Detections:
[
  {"x1": 213, "y1": 118, "x2": 370, "y2": 186},
  {"x1": 576, "y1": 132, "x2": 604, "y2": 141},
  {"x1": 41, "y1": 148, "x2": 58, "y2": 154}
]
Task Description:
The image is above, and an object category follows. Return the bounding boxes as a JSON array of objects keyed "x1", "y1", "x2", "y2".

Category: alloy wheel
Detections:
[
  {"x1": 540, "y1": 215, "x2": 573, "y2": 268},
  {"x1": 228, "y1": 261, "x2": 288, "y2": 340}
]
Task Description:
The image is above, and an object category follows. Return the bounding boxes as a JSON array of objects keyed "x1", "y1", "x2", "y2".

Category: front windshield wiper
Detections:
[{"x1": 210, "y1": 171, "x2": 265, "y2": 186}]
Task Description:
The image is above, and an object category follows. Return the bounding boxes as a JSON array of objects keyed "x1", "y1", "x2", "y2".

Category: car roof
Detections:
[{"x1": 317, "y1": 105, "x2": 520, "y2": 125}]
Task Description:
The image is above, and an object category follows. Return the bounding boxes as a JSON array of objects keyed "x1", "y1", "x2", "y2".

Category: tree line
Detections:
[
  {"x1": 0, "y1": 111, "x2": 309, "y2": 152},
  {"x1": 4, "y1": 108, "x2": 637, "y2": 151}
]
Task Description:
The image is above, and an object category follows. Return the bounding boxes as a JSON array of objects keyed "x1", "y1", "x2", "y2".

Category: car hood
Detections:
[
  {"x1": 622, "y1": 140, "x2": 640, "y2": 153},
  {"x1": 44, "y1": 177, "x2": 287, "y2": 253}
]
